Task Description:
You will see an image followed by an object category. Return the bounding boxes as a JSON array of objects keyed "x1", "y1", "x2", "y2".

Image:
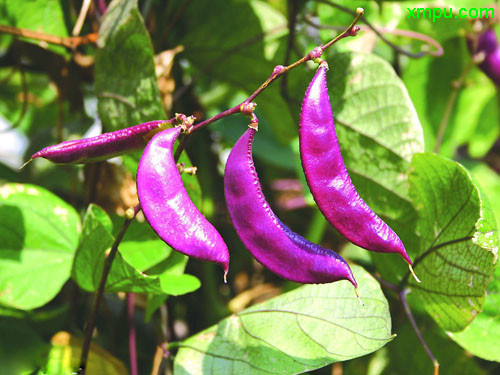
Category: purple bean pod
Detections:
[
  {"x1": 299, "y1": 65, "x2": 413, "y2": 267},
  {"x1": 137, "y1": 127, "x2": 229, "y2": 276},
  {"x1": 31, "y1": 120, "x2": 173, "y2": 164},
  {"x1": 225, "y1": 127, "x2": 357, "y2": 287},
  {"x1": 473, "y1": 28, "x2": 500, "y2": 86}
]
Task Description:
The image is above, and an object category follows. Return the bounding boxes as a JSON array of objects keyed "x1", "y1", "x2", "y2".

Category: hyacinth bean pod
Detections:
[
  {"x1": 473, "y1": 28, "x2": 500, "y2": 86},
  {"x1": 137, "y1": 127, "x2": 229, "y2": 276},
  {"x1": 225, "y1": 127, "x2": 357, "y2": 288},
  {"x1": 299, "y1": 65, "x2": 415, "y2": 269},
  {"x1": 30, "y1": 120, "x2": 173, "y2": 164}
]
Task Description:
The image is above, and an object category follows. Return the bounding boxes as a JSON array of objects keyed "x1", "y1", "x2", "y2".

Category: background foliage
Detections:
[{"x1": 0, "y1": 0, "x2": 499, "y2": 374}]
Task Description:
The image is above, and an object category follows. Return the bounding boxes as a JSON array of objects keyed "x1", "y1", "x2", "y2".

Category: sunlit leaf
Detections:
[
  {"x1": 0, "y1": 183, "x2": 80, "y2": 310},
  {"x1": 174, "y1": 266, "x2": 392, "y2": 375}
]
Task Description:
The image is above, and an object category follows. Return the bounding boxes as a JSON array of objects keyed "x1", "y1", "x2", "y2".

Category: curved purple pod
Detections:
[
  {"x1": 31, "y1": 120, "x2": 173, "y2": 164},
  {"x1": 137, "y1": 127, "x2": 229, "y2": 276},
  {"x1": 299, "y1": 66, "x2": 413, "y2": 266},
  {"x1": 475, "y1": 29, "x2": 500, "y2": 86},
  {"x1": 225, "y1": 127, "x2": 356, "y2": 287}
]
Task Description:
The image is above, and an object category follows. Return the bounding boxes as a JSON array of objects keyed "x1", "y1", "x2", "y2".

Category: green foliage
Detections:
[
  {"x1": 2, "y1": 0, "x2": 500, "y2": 374},
  {"x1": 0, "y1": 183, "x2": 80, "y2": 310},
  {"x1": 95, "y1": 0, "x2": 165, "y2": 133},
  {"x1": 72, "y1": 204, "x2": 200, "y2": 295},
  {"x1": 174, "y1": 266, "x2": 392, "y2": 375},
  {"x1": 408, "y1": 153, "x2": 497, "y2": 331}
]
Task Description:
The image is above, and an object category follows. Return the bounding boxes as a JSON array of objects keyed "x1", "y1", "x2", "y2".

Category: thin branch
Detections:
[
  {"x1": 312, "y1": 0, "x2": 443, "y2": 58},
  {"x1": 281, "y1": 0, "x2": 301, "y2": 100},
  {"x1": 127, "y1": 293, "x2": 138, "y2": 375},
  {"x1": 0, "y1": 24, "x2": 98, "y2": 49},
  {"x1": 434, "y1": 59, "x2": 475, "y2": 153},
  {"x1": 400, "y1": 289, "x2": 439, "y2": 375},
  {"x1": 72, "y1": 0, "x2": 92, "y2": 36},
  {"x1": 173, "y1": 9, "x2": 363, "y2": 159},
  {"x1": 78, "y1": 206, "x2": 139, "y2": 374}
]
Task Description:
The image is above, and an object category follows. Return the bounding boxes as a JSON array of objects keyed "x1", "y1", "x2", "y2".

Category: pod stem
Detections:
[
  {"x1": 354, "y1": 287, "x2": 364, "y2": 307},
  {"x1": 408, "y1": 264, "x2": 421, "y2": 283}
]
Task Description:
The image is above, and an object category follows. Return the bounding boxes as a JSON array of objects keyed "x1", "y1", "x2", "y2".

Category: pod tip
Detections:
[
  {"x1": 19, "y1": 158, "x2": 33, "y2": 170},
  {"x1": 354, "y1": 287, "x2": 364, "y2": 306},
  {"x1": 409, "y1": 264, "x2": 421, "y2": 283}
]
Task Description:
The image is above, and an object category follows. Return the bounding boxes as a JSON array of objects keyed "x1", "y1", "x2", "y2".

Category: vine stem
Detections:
[
  {"x1": 172, "y1": 8, "x2": 364, "y2": 159},
  {"x1": 78, "y1": 206, "x2": 139, "y2": 374},
  {"x1": 400, "y1": 289, "x2": 439, "y2": 375},
  {"x1": 434, "y1": 58, "x2": 476, "y2": 153},
  {"x1": 313, "y1": 0, "x2": 443, "y2": 58},
  {"x1": 0, "y1": 24, "x2": 97, "y2": 49},
  {"x1": 127, "y1": 293, "x2": 138, "y2": 375}
]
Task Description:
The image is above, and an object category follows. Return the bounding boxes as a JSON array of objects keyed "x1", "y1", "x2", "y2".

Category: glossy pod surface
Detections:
[
  {"x1": 299, "y1": 66, "x2": 412, "y2": 265},
  {"x1": 137, "y1": 127, "x2": 229, "y2": 274},
  {"x1": 225, "y1": 128, "x2": 356, "y2": 286},
  {"x1": 32, "y1": 120, "x2": 172, "y2": 164}
]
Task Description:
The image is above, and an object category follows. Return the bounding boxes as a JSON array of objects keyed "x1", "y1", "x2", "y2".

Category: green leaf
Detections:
[
  {"x1": 327, "y1": 51, "x2": 424, "y2": 219},
  {"x1": 95, "y1": 0, "x2": 165, "y2": 133},
  {"x1": 408, "y1": 153, "x2": 498, "y2": 331},
  {"x1": 174, "y1": 266, "x2": 392, "y2": 375},
  {"x1": 0, "y1": 319, "x2": 48, "y2": 375},
  {"x1": 0, "y1": 0, "x2": 69, "y2": 55},
  {"x1": 381, "y1": 322, "x2": 486, "y2": 375},
  {"x1": 158, "y1": 273, "x2": 201, "y2": 296},
  {"x1": 449, "y1": 262, "x2": 500, "y2": 362},
  {"x1": 73, "y1": 205, "x2": 200, "y2": 296},
  {"x1": 72, "y1": 204, "x2": 163, "y2": 293},
  {"x1": 40, "y1": 331, "x2": 128, "y2": 375},
  {"x1": 0, "y1": 183, "x2": 80, "y2": 310},
  {"x1": 179, "y1": 0, "x2": 294, "y2": 144}
]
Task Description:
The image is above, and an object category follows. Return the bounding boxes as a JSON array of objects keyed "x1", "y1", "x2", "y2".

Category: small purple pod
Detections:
[
  {"x1": 137, "y1": 127, "x2": 229, "y2": 275},
  {"x1": 299, "y1": 66, "x2": 413, "y2": 266},
  {"x1": 225, "y1": 127, "x2": 356, "y2": 287},
  {"x1": 475, "y1": 29, "x2": 500, "y2": 86},
  {"x1": 31, "y1": 120, "x2": 173, "y2": 164}
]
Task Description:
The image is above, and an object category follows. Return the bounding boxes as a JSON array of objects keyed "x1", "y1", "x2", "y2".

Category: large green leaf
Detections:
[
  {"x1": 408, "y1": 153, "x2": 497, "y2": 331},
  {"x1": 0, "y1": 183, "x2": 80, "y2": 310},
  {"x1": 72, "y1": 204, "x2": 200, "y2": 296},
  {"x1": 95, "y1": 0, "x2": 165, "y2": 133},
  {"x1": 72, "y1": 204, "x2": 163, "y2": 293},
  {"x1": 381, "y1": 323, "x2": 486, "y2": 375},
  {"x1": 0, "y1": 319, "x2": 48, "y2": 375},
  {"x1": 174, "y1": 266, "x2": 392, "y2": 375},
  {"x1": 449, "y1": 261, "x2": 500, "y2": 361}
]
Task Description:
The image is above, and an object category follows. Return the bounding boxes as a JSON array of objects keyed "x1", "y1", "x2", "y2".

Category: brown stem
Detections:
[
  {"x1": 400, "y1": 289, "x2": 439, "y2": 375},
  {"x1": 434, "y1": 59, "x2": 475, "y2": 153},
  {"x1": 78, "y1": 208, "x2": 138, "y2": 374},
  {"x1": 0, "y1": 24, "x2": 98, "y2": 49}
]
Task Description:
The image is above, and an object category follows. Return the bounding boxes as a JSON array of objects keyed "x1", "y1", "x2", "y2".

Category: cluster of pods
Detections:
[{"x1": 31, "y1": 63, "x2": 416, "y2": 291}]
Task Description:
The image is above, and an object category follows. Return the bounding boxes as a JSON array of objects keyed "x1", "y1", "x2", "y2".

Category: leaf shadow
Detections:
[{"x1": 0, "y1": 205, "x2": 25, "y2": 261}]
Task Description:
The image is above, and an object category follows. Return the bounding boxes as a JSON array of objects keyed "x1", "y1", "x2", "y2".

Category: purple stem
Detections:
[
  {"x1": 172, "y1": 9, "x2": 363, "y2": 159},
  {"x1": 127, "y1": 293, "x2": 138, "y2": 375},
  {"x1": 96, "y1": 0, "x2": 107, "y2": 15},
  {"x1": 78, "y1": 213, "x2": 135, "y2": 374},
  {"x1": 400, "y1": 289, "x2": 440, "y2": 375}
]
